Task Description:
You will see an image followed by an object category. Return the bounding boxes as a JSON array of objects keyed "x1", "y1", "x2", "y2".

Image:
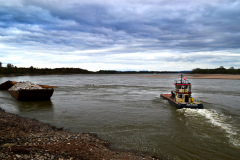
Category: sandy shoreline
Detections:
[
  {"x1": 187, "y1": 74, "x2": 240, "y2": 80},
  {"x1": 128, "y1": 74, "x2": 240, "y2": 80},
  {"x1": 0, "y1": 108, "x2": 160, "y2": 160}
]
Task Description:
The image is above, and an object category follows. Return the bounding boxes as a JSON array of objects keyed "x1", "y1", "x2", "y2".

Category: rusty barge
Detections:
[{"x1": 0, "y1": 81, "x2": 55, "y2": 101}]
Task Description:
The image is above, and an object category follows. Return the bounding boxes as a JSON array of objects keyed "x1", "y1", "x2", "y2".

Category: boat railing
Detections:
[
  {"x1": 174, "y1": 80, "x2": 190, "y2": 84},
  {"x1": 193, "y1": 98, "x2": 202, "y2": 104}
]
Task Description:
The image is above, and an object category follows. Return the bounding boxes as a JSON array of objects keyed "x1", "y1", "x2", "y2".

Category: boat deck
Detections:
[
  {"x1": 160, "y1": 94, "x2": 203, "y2": 109},
  {"x1": 161, "y1": 94, "x2": 173, "y2": 101}
]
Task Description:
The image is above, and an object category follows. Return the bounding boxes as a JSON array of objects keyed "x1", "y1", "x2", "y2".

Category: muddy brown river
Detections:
[{"x1": 0, "y1": 74, "x2": 239, "y2": 160}]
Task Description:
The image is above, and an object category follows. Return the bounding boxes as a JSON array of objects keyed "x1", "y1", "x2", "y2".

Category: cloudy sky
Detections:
[{"x1": 0, "y1": 0, "x2": 240, "y2": 71}]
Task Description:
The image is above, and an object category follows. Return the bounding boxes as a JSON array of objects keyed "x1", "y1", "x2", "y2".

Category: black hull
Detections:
[
  {"x1": 161, "y1": 94, "x2": 203, "y2": 109},
  {"x1": 0, "y1": 81, "x2": 15, "y2": 90},
  {"x1": 8, "y1": 89, "x2": 54, "y2": 101}
]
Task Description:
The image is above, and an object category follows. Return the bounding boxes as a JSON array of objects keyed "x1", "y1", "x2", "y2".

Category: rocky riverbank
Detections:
[{"x1": 0, "y1": 108, "x2": 160, "y2": 160}]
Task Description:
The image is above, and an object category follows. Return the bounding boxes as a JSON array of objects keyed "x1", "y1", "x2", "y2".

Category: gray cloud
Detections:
[{"x1": 0, "y1": 0, "x2": 239, "y2": 70}]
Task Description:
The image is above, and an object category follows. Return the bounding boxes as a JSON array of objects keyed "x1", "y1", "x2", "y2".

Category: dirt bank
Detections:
[
  {"x1": 188, "y1": 74, "x2": 240, "y2": 80},
  {"x1": 127, "y1": 74, "x2": 240, "y2": 80},
  {"x1": 0, "y1": 108, "x2": 160, "y2": 160}
]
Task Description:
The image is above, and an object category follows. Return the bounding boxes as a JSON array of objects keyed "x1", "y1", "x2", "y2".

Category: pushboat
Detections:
[
  {"x1": 0, "y1": 81, "x2": 55, "y2": 101},
  {"x1": 160, "y1": 74, "x2": 203, "y2": 109}
]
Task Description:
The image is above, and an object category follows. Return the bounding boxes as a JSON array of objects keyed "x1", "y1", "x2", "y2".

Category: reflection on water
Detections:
[
  {"x1": 13, "y1": 100, "x2": 54, "y2": 124},
  {"x1": 0, "y1": 87, "x2": 54, "y2": 123},
  {"x1": 15, "y1": 100, "x2": 53, "y2": 113},
  {"x1": 1, "y1": 74, "x2": 240, "y2": 160}
]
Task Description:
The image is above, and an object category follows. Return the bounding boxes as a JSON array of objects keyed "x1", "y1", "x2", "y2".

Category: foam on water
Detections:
[{"x1": 178, "y1": 108, "x2": 240, "y2": 148}]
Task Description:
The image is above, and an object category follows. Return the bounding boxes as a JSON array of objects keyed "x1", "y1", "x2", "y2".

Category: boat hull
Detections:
[
  {"x1": 0, "y1": 81, "x2": 16, "y2": 90},
  {"x1": 0, "y1": 81, "x2": 56, "y2": 90},
  {"x1": 160, "y1": 94, "x2": 203, "y2": 109},
  {"x1": 8, "y1": 89, "x2": 54, "y2": 101}
]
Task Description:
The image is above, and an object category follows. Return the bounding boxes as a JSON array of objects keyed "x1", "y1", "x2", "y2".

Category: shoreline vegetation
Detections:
[
  {"x1": 0, "y1": 107, "x2": 160, "y2": 160},
  {"x1": 0, "y1": 62, "x2": 240, "y2": 80},
  {"x1": 0, "y1": 62, "x2": 239, "y2": 76}
]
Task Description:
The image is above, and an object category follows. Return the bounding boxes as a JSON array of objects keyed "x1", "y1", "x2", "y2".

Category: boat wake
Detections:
[{"x1": 177, "y1": 108, "x2": 240, "y2": 148}]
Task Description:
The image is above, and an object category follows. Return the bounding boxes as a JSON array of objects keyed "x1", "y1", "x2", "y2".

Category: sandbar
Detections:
[{"x1": 187, "y1": 74, "x2": 240, "y2": 80}]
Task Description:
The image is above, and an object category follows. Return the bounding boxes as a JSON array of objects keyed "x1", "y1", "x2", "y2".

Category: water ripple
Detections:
[{"x1": 177, "y1": 108, "x2": 240, "y2": 148}]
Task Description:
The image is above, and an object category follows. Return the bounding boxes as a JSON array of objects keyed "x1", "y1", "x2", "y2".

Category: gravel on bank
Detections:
[{"x1": 0, "y1": 108, "x2": 160, "y2": 160}]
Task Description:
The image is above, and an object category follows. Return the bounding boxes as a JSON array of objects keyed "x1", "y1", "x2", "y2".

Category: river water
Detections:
[{"x1": 0, "y1": 74, "x2": 239, "y2": 160}]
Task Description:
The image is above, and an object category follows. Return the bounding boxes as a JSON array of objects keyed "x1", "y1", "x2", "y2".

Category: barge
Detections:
[
  {"x1": 160, "y1": 75, "x2": 203, "y2": 109},
  {"x1": 8, "y1": 88, "x2": 54, "y2": 101},
  {"x1": 0, "y1": 81, "x2": 55, "y2": 101}
]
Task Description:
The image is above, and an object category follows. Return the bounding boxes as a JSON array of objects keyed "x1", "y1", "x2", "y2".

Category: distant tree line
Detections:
[
  {"x1": 0, "y1": 62, "x2": 92, "y2": 75},
  {"x1": 192, "y1": 66, "x2": 240, "y2": 74},
  {"x1": 97, "y1": 70, "x2": 179, "y2": 74},
  {"x1": 0, "y1": 63, "x2": 155, "y2": 75},
  {"x1": 0, "y1": 62, "x2": 183, "y2": 75}
]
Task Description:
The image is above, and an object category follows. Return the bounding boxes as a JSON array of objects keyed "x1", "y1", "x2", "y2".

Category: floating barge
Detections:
[
  {"x1": 0, "y1": 80, "x2": 17, "y2": 90},
  {"x1": 8, "y1": 88, "x2": 54, "y2": 101},
  {"x1": 0, "y1": 81, "x2": 55, "y2": 101},
  {"x1": 160, "y1": 75, "x2": 203, "y2": 109}
]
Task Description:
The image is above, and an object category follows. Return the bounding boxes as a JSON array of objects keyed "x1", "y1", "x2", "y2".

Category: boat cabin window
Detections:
[
  {"x1": 176, "y1": 85, "x2": 189, "y2": 89},
  {"x1": 178, "y1": 94, "x2": 182, "y2": 98},
  {"x1": 182, "y1": 85, "x2": 188, "y2": 89}
]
